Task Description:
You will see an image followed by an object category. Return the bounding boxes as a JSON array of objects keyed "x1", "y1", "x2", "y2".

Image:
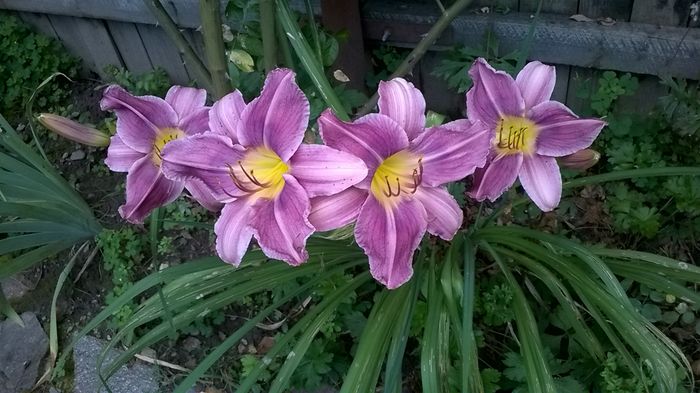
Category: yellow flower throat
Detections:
[
  {"x1": 370, "y1": 150, "x2": 423, "y2": 207},
  {"x1": 152, "y1": 128, "x2": 185, "y2": 166},
  {"x1": 226, "y1": 147, "x2": 288, "y2": 200},
  {"x1": 495, "y1": 116, "x2": 539, "y2": 156}
]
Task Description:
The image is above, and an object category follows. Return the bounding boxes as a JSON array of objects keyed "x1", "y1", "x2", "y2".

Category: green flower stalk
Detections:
[{"x1": 37, "y1": 113, "x2": 109, "y2": 147}]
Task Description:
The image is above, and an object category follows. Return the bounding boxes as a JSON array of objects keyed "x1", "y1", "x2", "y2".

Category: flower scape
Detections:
[{"x1": 102, "y1": 58, "x2": 605, "y2": 289}]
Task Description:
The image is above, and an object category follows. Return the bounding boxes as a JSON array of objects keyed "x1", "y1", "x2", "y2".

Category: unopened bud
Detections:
[
  {"x1": 559, "y1": 149, "x2": 600, "y2": 171},
  {"x1": 37, "y1": 113, "x2": 109, "y2": 147}
]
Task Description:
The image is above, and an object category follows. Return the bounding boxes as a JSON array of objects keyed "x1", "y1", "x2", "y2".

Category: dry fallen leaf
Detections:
[
  {"x1": 569, "y1": 14, "x2": 594, "y2": 22},
  {"x1": 333, "y1": 69, "x2": 350, "y2": 82}
]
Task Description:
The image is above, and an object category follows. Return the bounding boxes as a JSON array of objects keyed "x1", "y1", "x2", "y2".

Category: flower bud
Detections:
[
  {"x1": 558, "y1": 149, "x2": 600, "y2": 171},
  {"x1": 37, "y1": 113, "x2": 109, "y2": 147}
]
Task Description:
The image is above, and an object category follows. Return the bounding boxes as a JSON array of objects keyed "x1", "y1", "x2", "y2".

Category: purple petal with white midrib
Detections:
[
  {"x1": 466, "y1": 58, "x2": 525, "y2": 128},
  {"x1": 414, "y1": 186, "x2": 463, "y2": 240},
  {"x1": 160, "y1": 133, "x2": 247, "y2": 201},
  {"x1": 250, "y1": 175, "x2": 314, "y2": 265},
  {"x1": 309, "y1": 187, "x2": 368, "y2": 232},
  {"x1": 410, "y1": 119, "x2": 492, "y2": 187},
  {"x1": 468, "y1": 153, "x2": 523, "y2": 202},
  {"x1": 210, "y1": 91, "x2": 246, "y2": 142},
  {"x1": 378, "y1": 78, "x2": 426, "y2": 140},
  {"x1": 355, "y1": 196, "x2": 427, "y2": 289},
  {"x1": 519, "y1": 155, "x2": 562, "y2": 212},
  {"x1": 319, "y1": 111, "x2": 409, "y2": 188},
  {"x1": 165, "y1": 86, "x2": 207, "y2": 120},
  {"x1": 101, "y1": 85, "x2": 177, "y2": 153},
  {"x1": 105, "y1": 134, "x2": 145, "y2": 172},
  {"x1": 515, "y1": 61, "x2": 556, "y2": 109},
  {"x1": 214, "y1": 199, "x2": 255, "y2": 266},
  {"x1": 237, "y1": 69, "x2": 309, "y2": 161},
  {"x1": 289, "y1": 144, "x2": 368, "y2": 197},
  {"x1": 530, "y1": 101, "x2": 606, "y2": 157},
  {"x1": 119, "y1": 155, "x2": 184, "y2": 224}
]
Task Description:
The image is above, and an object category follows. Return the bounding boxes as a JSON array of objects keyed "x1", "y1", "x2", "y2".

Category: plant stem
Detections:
[
  {"x1": 304, "y1": 0, "x2": 323, "y2": 63},
  {"x1": 143, "y1": 0, "x2": 213, "y2": 92},
  {"x1": 260, "y1": 0, "x2": 278, "y2": 72},
  {"x1": 199, "y1": 0, "x2": 230, "y2": 99},
  {"x1": 356, "y1": 0, "x2": 473, "y2": 117}
]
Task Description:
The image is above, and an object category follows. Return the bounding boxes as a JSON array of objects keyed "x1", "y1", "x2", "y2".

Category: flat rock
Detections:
[
  {"x1": 73, "y1": 336, "x2": 159, "y2": 393},
  {"x1": 1, "y1": 276, "x2": 32, "y2": 301},
  {"x1": 0, "y1": 312, "x2": 48, "y2": 393}
]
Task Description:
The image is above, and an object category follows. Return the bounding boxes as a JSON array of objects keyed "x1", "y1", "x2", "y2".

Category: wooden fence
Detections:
[{"x1": 1, "y1": 0, "x2": 699, "y2": 115}]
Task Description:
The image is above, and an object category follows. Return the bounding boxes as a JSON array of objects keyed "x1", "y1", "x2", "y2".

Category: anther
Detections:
[
  {"x1": 226, "y1": 163, "x2": 258, "y2": 193},
  {"x1": 238, "y1": 161, "x2": 269, "y2": 187},
  {"x1": 382, "y1": 176, "x2": 401, "y2": 197}
]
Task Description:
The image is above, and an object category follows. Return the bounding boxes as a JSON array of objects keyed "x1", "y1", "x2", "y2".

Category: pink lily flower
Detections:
[
  {"x1": 312, "y1": 78, "x2": 491, "y2": 289},
  {"x1": 102, "y1": 85, "x2": 221, "y2": 224},
  {"x1": 467, "y1": 58, "x2": 606, "y2": 211},
  {"x1": 160, "y1": 69, "x2": 368, "y2": 266}
]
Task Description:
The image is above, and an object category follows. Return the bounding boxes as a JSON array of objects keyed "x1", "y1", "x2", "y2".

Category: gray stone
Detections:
[
  {"x1": 73, "y1": 336, "x2": 159, "y2": 393},
  {"x1": 0, "y1": 277, "x2": 32, "y2": 301},
  {"x1": 0, "y1": 312, "x2": 49, "y2": 393}
]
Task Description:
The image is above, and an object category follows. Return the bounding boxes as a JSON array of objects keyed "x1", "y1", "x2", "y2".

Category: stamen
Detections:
[
  {"x1": 226, "y1": 163, "x2": 258, "y2": 193},
  {"x1": 238, "y1": 161, "x2": 269, "y2": 187}
]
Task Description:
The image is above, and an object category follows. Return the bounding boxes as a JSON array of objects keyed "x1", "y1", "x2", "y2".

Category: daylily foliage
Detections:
[{"x1": 104, "y1": 59, "x2": 605, "y2": 289}]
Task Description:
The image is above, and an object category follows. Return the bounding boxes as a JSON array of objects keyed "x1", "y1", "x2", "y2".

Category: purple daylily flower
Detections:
[
  {"x1": 160, "y1": 69, "x2": 368, "y2": 266},
  {"x1": 311, "y1": 78, "x2": 491, "y2": 289},
  {"x1": 466, "y1": 58, "x2": 607, "y2": 211},
  {"x1": 102, "y1": 85, "x2": 221, "y2": 224}
]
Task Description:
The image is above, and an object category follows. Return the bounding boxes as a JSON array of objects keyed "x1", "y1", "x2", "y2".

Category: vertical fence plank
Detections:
[
  {"x1": 519, "y1": 0, "x2": 578, "y2": 15},
  {"x1": 106, "y1": 21, "x2": 153, "y2": 75},
  {"x1": 552, "y1": 64, "x2": 571, "y2": 103},
  {"x1": 630, "y1": 0, "x2": 690, "y2": 26},
  {"x1": 565, "y1": 67, "x2": 597, "y2": 115},
  {"x1": 321, "y1": 0, "x2": 368, "y2": 92},
  {"x1": 136, "y1": 24, "x2": 190, "y2": 84},
  {"x1": 182, "y1": 29, "x2": 211, "y2": 88},
  {"x1": 472, "y1": 0, "x2": 519, "y2": 11},
  {"x1": 418, "y1": 51, "x2": 464, "y2": 119},
  {"x1": 579, "y1": 0, "x2": 634, "y2": 20},
  {"x1": 48, "y1": 15, "x2": 123, "y2": 78},
  {"x1": 17, "y1": 12, "x2": 58, "y2": 39}
]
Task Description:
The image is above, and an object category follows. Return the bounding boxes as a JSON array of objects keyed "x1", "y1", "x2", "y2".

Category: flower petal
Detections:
[
  {"x1": 309, "y1": 187, "x2": 368, "y2": 231},
  {"x1": 289, "y1": 144, "x2": 368, "y2": 197},
  {"x1": 105, "y1": 134, "x2": 145, "y2": 172},
  {"x1": 119, "y1": 155, "x2": 183, "y2": 224},
  {"x1": 179, "y1": 106, "x2": 211, "y2": 135},
  {"x1": 519, "y1": 155, "x2": 562, "y2": 212},
  {"x1": 160, "y1": 133, "x2": 247, "y2": 201},
  {"x1": 214, "y1": 199, "x2": 255, "y2": 265},
  {"x1": 165, "y1": 86, "x2": 207, "y2": 119},
  {"x1": 515, "y1": 61, "x2": 556, "y2": 109},
  {"x1": 238, "y1": 68, "x2": 309, "y2": 161},
  {"x1": 378, "y1": 78, "x2": 426, "y2": 140},
  {"x1": 530, "y1": 101, "x2": 606, "y2": 157},
  {"x1": 414, "y1": 186, "x2": 462, "y2": 240},
  {"x1": 251, "y1": 175, "x2": 314, "y2": 265},
  {"x1": 185, "y1": 179, "x2": 223, "y2": 211},
  {"x1": 355, "y1": 195, "x2": 427, "y2": 289},
  {"x1": 410, "y1": 119, "x2": 492, "y2": 187},
  {"x1": 319, "y1": 110, "x2": 409, "y2": 187},
  {"x1": 466, "y1": 58, "x2": 525, "y2": 128},
  {"x1": 210, "y1": 90, "x2": 246, "y2": 142},
  {"x1": 101, "y1": 85, "x2": 177, "y2": 153},
  {"x1": 468, "y1": 153, "x2": 523, "y2": 202}
]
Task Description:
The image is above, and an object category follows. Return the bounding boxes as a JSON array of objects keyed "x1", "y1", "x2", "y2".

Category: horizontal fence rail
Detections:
[{"x1": 1, "y1": 0, "x2": 698, "y2": 114}]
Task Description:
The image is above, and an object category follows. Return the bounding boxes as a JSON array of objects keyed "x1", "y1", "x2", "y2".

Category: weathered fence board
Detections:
[
  {"x1": 48, "y1": 15, "x2": 122, "y2": 77},
  {"x1": 363, "y1": 2, "x2": 700, "y2": 79},
  {"x1": 630, "y1": 0, "x2": 689, "y2": 26},
  {"x1": 321, "y1": 0, "x2": 368, "y2": 91},
  {"x1": 136, "y1": 23, "x2": 190, "y2": 84},
  {"x1": 17, "y1": 12, "x2": 57, "y2": 38},
  {"x1": 520, "y1": 0, "x2": 579, "y2": 15},
  {"x1": 579, "y1": 0, "x2": 634, "y2": 20},
  {"x1": 106, "y1": 21, "x2": 153, "y2": 75}
]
